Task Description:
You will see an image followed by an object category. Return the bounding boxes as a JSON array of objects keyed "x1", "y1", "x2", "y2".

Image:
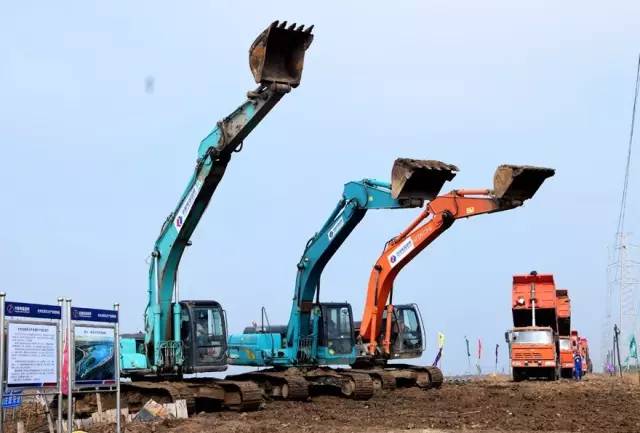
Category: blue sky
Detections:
[{"x1": 1, "y1": 1, "x2": 639, "y2": 374}]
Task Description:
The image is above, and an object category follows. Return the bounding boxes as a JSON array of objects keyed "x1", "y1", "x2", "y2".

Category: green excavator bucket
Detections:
[
  {"x1": 249, "y1": 20, "x2": 314, "y2": 88},
  {"x1": 391, "y1": 158, "x2": 459, "y2": 200},
  {"x1": 493, "y1": 164, "x2": 555, "y2": 202}
]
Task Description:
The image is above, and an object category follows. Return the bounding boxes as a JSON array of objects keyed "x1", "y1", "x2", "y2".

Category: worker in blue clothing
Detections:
[{"x1": 573, "y1": 350, "x2": 583, "y2": 380}]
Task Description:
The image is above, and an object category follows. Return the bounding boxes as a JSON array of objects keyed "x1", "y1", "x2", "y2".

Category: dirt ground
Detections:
[{"x1": 9, "y1": 374, "x2": 640, "y2": 433}]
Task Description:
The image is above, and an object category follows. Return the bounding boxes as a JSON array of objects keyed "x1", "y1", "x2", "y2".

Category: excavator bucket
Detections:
[
  {"x1": 249, "y1": 20, "x2": 314, "y2": 88},
  {"x1": 493, "y1": 165, "x2": 555, "y2": 202},
  {"x1": 391, "y1": 159, "x2": 459, "y2": 200}
]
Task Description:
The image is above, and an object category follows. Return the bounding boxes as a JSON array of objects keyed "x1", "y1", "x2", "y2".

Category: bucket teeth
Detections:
[
  {"x1": 493, "y1": 164, "x2": 555, "y2": 203},
  {"x1": 304, "y1": 25, "x2": 314, "y2": 33},
  {"x1": 279, "y1": 21, "x2": 287, "y2": 29},
  {"x1": 296, "y1": 25, "x2": 305, "y2": 31},
  {"x1": 288, "y1": 23, "x2": 297, "y2": 30},
  {"x1": 391, "y1": 158, "x2": 458, "y2": 200}
]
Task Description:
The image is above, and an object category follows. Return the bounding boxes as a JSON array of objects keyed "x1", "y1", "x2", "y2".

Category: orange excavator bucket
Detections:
[
  {"x1": 391, "y1": 158, "x2": 459, "y2": 200},
  {"x1": 493, "y1": 165, "x2": 555, "y2": 203},
  {"x1": 249, "y1": 20, "x2": 314, "y2": 88}
]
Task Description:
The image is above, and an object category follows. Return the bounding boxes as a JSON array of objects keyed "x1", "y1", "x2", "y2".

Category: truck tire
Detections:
[
  {"x1": 560, "y1": 368, "x2": 572, "y2": 379},
  {"x1": 512, "y1": 368, "x2": 525, "y2": 382}
]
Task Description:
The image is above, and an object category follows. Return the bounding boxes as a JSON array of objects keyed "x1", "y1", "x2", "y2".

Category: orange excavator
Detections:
[{"x1": 352, "y1": 162, "x2": 555, "y2": 387}]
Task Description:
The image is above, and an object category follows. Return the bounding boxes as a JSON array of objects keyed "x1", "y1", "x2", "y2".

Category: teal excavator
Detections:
[
  {"x1": 111, "y1": 21, "x2": 314, "y2": 413},
  {"x1": 226, "y1": 160, "x2": 455, "y2": 400}
]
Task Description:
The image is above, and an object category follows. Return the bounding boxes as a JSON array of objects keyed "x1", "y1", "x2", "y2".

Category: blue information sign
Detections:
[
  {"x1": 71, "y1": 307, "x2": 118, "y2": 323},
  {"x1": 5, "y1": 302, "x2": 61, "y2": 320},
  {"x1": 2, "y1": 390, "x2": 23, "y2": 409}
]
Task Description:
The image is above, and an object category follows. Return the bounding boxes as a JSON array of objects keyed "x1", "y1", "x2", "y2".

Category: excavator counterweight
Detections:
[
  {"x1": 493, "y1": 165, "x2": 555, "y2": 204},
  {"x1": 391, "y1": 158, "x2": 459, "y2": 200},
  {"x1": 249, "y1": 20, "x2": 314, "y2": 87}
]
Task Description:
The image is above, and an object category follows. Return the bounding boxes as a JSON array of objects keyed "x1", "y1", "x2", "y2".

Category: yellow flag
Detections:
[{"x1": 438, "y1": 332, "x2": 445, "y2": 349}]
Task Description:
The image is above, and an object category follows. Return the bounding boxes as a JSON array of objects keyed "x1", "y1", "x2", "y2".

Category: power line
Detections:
[
  {"x1": 602, "y1": 54, "x2": 640, "y2": 368},
  {"x1": 615, "y1": 54, "x2": 640, "y2": 239}
]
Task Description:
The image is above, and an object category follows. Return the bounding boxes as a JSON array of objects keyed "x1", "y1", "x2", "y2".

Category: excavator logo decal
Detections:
[
  {"x1": 174, "y1": 179, "x2": 204, "y2": 232},
  {"x1": 388, "y1": 238, "x2": 415, "y2": 268},
  {"x1": 327, "y1": 216, "x2": 345, "y2": 241}
]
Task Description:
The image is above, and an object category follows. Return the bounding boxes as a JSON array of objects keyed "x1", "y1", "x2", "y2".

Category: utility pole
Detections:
[{"x1": 614, "y1": 324, "x2": 623, "y2": 377}]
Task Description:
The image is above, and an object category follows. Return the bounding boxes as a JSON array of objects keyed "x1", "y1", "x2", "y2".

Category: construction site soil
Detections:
[{"x1": 9, "y1": 374, "x2": 640, "y2": 433}]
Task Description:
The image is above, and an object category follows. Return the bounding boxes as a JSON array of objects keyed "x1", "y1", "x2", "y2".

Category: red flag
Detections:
[{"x1": 477, "y1": 339, "x2": 482, "y2": 360}]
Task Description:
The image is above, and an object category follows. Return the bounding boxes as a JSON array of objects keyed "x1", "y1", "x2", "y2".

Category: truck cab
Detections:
[
  {"x1": 506, "y1": 326, "x2": 558, "y2": 381},
  {"x1": 558, "y1": 336, "x2": 574, "y2": 378}
]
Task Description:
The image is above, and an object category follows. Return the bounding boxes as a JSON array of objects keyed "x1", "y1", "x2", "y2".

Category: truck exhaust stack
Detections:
[
  {"x1": 391, "y1": 158, "x2": 458, "y2": 200},
  {"x1": 249, "y1": 21, "x2": 314, "y2": 88},
  {"x1": 493, "y1": 165, "x2": 555, "y2": 203}
]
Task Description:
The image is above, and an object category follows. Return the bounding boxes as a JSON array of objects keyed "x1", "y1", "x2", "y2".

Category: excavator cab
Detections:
[
  {"x1": 316, "y1": 303, "x2": 356, "y2": 361},
  {"x1": 249, "y1": 20, "x2": 314, "y2": 88},
  {"x1": 179, "y1": 300, "x2": 227, "y2": 373},
  {"x1": 381, "y1": 304, "x2": 425, "y2": 359}
]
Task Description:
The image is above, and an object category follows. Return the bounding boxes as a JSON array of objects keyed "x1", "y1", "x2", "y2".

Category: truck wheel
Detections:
[{"x1": 512, "y1": 368, "x2": 525, "y2": 382}]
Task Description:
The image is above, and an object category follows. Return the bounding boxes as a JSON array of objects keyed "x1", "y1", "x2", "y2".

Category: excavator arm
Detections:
[
  {"x1": 359, "y1": 164, "x2": 555, "y2": 355},
  {"x1": 144, "y1": 21, "x2": 314, "y2": 371},
  {"x1": 285, "y1": 179, "x2": 422, "y2": 358},
  {"x1": 285, "y1": 160, "x2": 457, "y2": 361}
]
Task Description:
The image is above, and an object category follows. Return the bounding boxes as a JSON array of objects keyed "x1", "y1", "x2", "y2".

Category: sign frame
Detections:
[
  {"x1": 70, "y1": 323, "x2": 118, "y2": 389},
  {"x1": 5, "y1": 320, "x2": 60, "y2": 390},
  {"x1": 0, "y1": 294, "x2": 64, "y2": 433}
]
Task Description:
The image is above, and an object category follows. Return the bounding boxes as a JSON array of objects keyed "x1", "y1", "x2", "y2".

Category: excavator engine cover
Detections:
[
  {"x1": 249, "y1": 21, "x2": 314, "y2": 88},
  {"x1": 493, "y1": 165, "x2": 555, "y2": 202},
  {"x1": 391, "y1": 159, "x2": 458, "y2": 200}
]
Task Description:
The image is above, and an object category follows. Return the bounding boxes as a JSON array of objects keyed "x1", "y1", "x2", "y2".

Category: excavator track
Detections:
[
  {"x1": 382, "y1": 364, "x2": 444, "y2": 389},
  {"x1": 423, "y1": 366, "x2": 444, "y2": 388},
  {"x1": 337, "y1": 372, "x2": 375, "y2": 400},
  {"x1": 114, "y1": 379, "x2": 263, "y2": 415},
  {"x1": 230, "y1": 367, "x2": 375, "y2": 400},
  {"x1": 226, "y1": 369, "x2": 310, "y2": 401},
  {"x1": 345, "y1": 368, "x2": 397, "y2": 391}
]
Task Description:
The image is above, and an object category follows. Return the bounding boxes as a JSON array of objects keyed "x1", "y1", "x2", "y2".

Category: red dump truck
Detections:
[
  {"x1": 579, "y1": 337, "x2": 592, "y2": 374},
  {"x1": 556, "y1": 289, "x2": 574, "y2": 378},
  {"x1": 506, "y1": 272, "x2": 559, "y2": 381}
]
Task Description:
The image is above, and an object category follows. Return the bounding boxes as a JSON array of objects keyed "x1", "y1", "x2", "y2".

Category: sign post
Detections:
[
  {"x1": 66, "y1": 299, "x2": 73, "y2": 433},
  {"x1": 57, "y1": 298, "x2": 63, "y2": 433},
  {"x1": 114, "y1": 303, "x2": 121, "y2": 433},
  {"x1": 0, "y1": 293, "x2": 6, "y2": 433}
]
